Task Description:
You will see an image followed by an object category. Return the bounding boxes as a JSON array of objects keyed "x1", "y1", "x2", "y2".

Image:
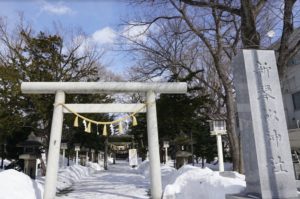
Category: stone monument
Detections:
[{"x1": 229, "y1": 50, "x2": 298, "y2": 199}]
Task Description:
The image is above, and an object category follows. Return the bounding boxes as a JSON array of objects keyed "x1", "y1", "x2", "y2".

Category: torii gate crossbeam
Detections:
[{"x1": 21, "y1": 82, "x2": 187, "y2": 199}]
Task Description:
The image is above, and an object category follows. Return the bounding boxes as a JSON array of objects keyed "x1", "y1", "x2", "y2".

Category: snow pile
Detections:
[
  {"x1": 137, "y1": 160, "x2": 176, "y2": 187},
  {"x1": 161, "y1": 164, "x2": 177, "y2": 188},
  {"x1": 0, "y1": 158, "x2": 11, "y2": 168},
  {"x1": 86, "y1": 161, "x2": 103, "y2": 171},
  {"x1": 162, "y1": 165, "x2": 245, "y2": 199},
  {"x1": 0, "y1": 164, "x2": 100, "y2": 199},
  {"x1": 136, "y1": 160, "x2": 150, "y2": 178},
  {"x1": 0, "y1": 169, "x2": 43, "y2": 199},
  {"x1": 97, "y1": 158, "x2": 114, "y2": 167},
  {"x1": 54, "y1": 164, "x2": 96, "y2": 191},
  {"x1": 108, "y1": 157, "x2": 114, "y2": 164}
]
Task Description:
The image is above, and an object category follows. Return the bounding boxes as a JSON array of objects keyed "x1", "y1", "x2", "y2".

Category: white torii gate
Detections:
[{"x1": 21, "y1": 82, "x2": 187, "y2": 199}]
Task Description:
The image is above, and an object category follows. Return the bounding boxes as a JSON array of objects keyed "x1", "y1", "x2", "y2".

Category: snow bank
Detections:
[
  {"x1": 162, "y1": 165, "x2": 245, "y2": 199},
  {"x1": 0, "y1": 169, "x2": 43, "y2": 199},
  {"x1": 86, "y1": 161, "x2": 103, "y2": 171},
  {"x1": 137, "y1": 160, "x2": 176, "y2": 188},
  {"x1": 54, "y1": 164, "x2": 96, "y2": 191},
  {"x1": 161, "y1": 164, "x2": 177, "y2": 188},
  {"x1": 136, "y1": 160, "x2": 150, "y2": 178},
  {"x1": 0, "y1": 158, "x2": 11, "y2": 168},
  {"x1": 0, "y1": 162, "x2": 102, "y2": 199}
]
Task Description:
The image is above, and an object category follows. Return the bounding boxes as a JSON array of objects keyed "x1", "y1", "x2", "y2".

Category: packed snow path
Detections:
[{"x1": 56, "y1": 161, "x2": 150, "y2": 199}]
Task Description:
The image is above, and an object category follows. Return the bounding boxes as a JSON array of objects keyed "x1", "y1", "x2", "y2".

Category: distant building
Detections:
[
  {"x1": 279, "y1": 29, "x2": 300, "y2": 148},
  {"x1": 283, "y1": 64, "x2": 300, "y2": 149},
  {"x1": 278, "y1": 29, "x2": 300, "y2": 179}
]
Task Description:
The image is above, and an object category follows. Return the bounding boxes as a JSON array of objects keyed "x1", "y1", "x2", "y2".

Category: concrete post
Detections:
[
  {"x1": 146, "y1": 91, "x2": 162, "y2": 199},
  {"x1": 91, "y1": 150, "x2": 95, "y2": 162},
  {"x1": 43, "y1": 91, "x2": 65, "y2": 199},
  {"x1": 60, "y1": 143, "x2": 67, "y2": 167},
  {"x1": 62, "y1": 149, "x2": 65, "y2": 167},
  {"x1": 165, "y1": 148, "x2": 168, "y2": 163},
  {"x1": 104, "y1": 138, "x2": 108, "y2": 170},
  {"x1": 86, "y1": 151, "x2": 89, "y2": 164},
  {"x1": 75, "y1": 150, "x2": 79, "y2": 165},
  {"x1": 216, "y1": 134, "x2": 224, "y2": 172}
]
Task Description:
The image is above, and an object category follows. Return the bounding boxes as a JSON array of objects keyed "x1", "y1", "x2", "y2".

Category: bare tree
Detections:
[
  {"x1": 124, "y1": 0, "x2": 300, "y2": 172},
  {"x1": 180, "y1": 0, "x2": 300, "y2": 76},
  {"x1": 277, "y1": 0, "x2": 300, "y2": 78},
  {"x1": 123, "y1": 0, "x2": 243, "y2": 171}
]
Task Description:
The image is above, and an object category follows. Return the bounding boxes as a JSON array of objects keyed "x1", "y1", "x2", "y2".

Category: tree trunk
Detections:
[
  {"x1": 240, "y1": 0, "x2": 260, "y2": 48},
  {"x1": 214, "y1": 59, "x2": 242, "y2": 172},
  {"x1": 277, "y1": 0, "x2": 297, "y2": 79},
  {"x1": 225, "y1": 87, "x2": 243, "y2": 173}
]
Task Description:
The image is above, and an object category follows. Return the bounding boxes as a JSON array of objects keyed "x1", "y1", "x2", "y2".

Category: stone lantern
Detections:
[{"x1": 17, "y1": 132, "x2": 43, "y2": 179}]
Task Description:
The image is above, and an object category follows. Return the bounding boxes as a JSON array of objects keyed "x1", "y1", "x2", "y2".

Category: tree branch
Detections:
[
  {"x1": 180, "y1": 0, "x2": 241, "y2": 16},
  {"x1": 254, "y1": 0, "x2": 268, "y2": 16}
]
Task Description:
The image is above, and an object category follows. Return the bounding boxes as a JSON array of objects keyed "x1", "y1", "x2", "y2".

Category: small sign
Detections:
[
  {"x1": 60, "y1": 143, "x2": 68, "y2": 150},
  {"x1": 75, "y1": 146, "x2": 80, "y2": 151},
  {"x1": 163, "y1": 141, "x2": 169, "y2": 148},
  {"x1": 129, "y1": 149, "x2": 138, "y2": 166}
]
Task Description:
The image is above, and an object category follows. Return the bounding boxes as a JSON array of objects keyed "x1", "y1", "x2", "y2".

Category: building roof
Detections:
[{"x1": 17, "y1": 132, "x2": 42, "y2": 147}]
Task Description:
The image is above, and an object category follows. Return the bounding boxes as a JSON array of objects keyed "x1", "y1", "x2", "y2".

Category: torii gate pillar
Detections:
[
  {"x1": 44, "y1": 91, "x2": 65, "y2": 199},
  {"x1": 146, "y1": 91, "x2": 162, "y2": 198}
]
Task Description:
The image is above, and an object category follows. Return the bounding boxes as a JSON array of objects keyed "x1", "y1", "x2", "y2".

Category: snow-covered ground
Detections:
[
  {"x1": 0, "y1": 159, "x2": 245, "y2": 199},
  {"x1": 57, "y1": 161, "x2": 150, "y2": 199}
]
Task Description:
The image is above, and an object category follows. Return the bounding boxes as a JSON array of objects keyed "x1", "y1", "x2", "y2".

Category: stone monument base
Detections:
[
  {"x1": 226, "y1": 194, "x2": 300, "y2": 199},
  {"x1": 226, "y1": 180, "x2": 300, "y2": 199},
  {"x1": 226, "y1": 195, "x2": 252, "y2": 199}
]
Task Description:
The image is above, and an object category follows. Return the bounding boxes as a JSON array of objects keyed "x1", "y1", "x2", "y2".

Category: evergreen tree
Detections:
[{"x1": 0, "y1": 28, "x2": 109, "y2": 162}]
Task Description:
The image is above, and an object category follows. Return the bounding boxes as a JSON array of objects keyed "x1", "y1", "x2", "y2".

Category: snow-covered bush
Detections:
[{"x1": 162, "y1": 165, "x2": 245, "y2": 199}]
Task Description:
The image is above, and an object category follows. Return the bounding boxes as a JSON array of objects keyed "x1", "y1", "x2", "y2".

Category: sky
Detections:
[
  {"x1": 0, "y1": 0, "x2": 142, "y2": 76},
  {"x1": 3, "y1": 1, "x2": 298, "y2": 77}
]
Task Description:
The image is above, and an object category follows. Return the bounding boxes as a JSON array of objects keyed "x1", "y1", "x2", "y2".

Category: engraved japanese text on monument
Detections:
[{"x1": 255, "y1": 60, "x2": 286, "y2": 173}]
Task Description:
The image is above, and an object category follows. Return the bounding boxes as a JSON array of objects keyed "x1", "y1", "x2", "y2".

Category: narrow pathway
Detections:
[{"x1": 56, "y1": 161, "x2": 150, "y2": 199}]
